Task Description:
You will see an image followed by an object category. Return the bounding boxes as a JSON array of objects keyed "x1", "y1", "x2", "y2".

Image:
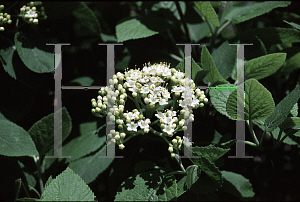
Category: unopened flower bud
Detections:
[
  {"x1": 120, "y1": 133, "x2": 126, "y2": 139},
  {"x1": 168, "y1": 147, "x2": 173, "y2": 153},
  {"x1": 171, "y1": 153, "x2": 176, "y2": 158},
  {"x1": 199, "y1": 103, "x2": 204, "y2": 107},
  {"x1": 172, "y1": 139, "x2": 177, "y2": 144},
  {"x1": 132, "y1": 92, "x2": 137, "y2": 97},
  {"x1": 114, "y1": 134, "x2": 120, "y2": 140},
  {"x1": 204, "y1": 98, "x2": 208, "y2": 103},
  {"x1": 119, "y1": 144, "x2": 125, "y2": 150},
  {"x1": 95, "y1": 107, "x2": 101, "y2": 113}
]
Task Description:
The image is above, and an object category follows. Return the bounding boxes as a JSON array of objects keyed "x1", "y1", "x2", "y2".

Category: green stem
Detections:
[
  {"x1": 244, "y1": 141, "x2": 257, "y2": 147},
  {"x1": 175, "y1": 150, "x2": 186, "y2": 173},
  {"x1": 247, "y1": 120, "x2": 259, "y2": 146},
  {"x1": 216, "y1": 20, "x2": 231, "y2": 36},
  {"x1": 165, "y1": 171, "x2": 186, "y2": 176},
  {"x1": 259, "y1": 130, "x2": 266, "y2": 148},
  {"x1": 33, "y1": 156, "x2": 44, "y2": 194}
]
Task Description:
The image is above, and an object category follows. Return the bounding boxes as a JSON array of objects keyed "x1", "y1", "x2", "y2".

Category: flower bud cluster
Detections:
[
  {"x1": 20, "y1": 2, "x2": 47, "y2": 25},
  {"x1": 107, "y1": 130, "x2": 126, "y2": 150},
  {"x1": 168, "y1": 136, "x2": 183, "y2": 157},
  {"x1": 91, "y1": 62, "x2": 209, "y2": 152},
  {"x1": 0, "y1": 5, "x2": 12, "y2": 31}
]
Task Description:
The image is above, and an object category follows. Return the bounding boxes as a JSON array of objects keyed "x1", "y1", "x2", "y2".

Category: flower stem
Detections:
[
  {"x1": 247, "y1": 120, "x2": 259, "y2": 146},
  {"x1": 33, "y1": 155, "x2": 44, "y2": 194}
]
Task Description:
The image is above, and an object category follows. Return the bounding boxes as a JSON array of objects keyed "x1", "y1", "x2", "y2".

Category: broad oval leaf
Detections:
[
  {"x1": 41, "y1": 167, "x2": 95, "y2": 201},
  {"x1": 221, "y1": 170, "x2": 255, "y2": 198},
  {"x1": 201, "y1": 46, "x2": 229, "y2": 86},
  {"x1": 68, "y1": 142, "x2": 114, "y2": 184},
  {"x1": 194, "y1": 1, "x2": 220, "y2": 27},
  {"x1": 28, "y1": 107, "x2": 72, "y2": 156},
  {"x1": 227, "y1": 79, "x2": 275, "y2": 121},
  {"x1": 283, "y1": 20, "x2": 300, "y2": 31},
  {"x1": 0, "y1": 120, "x2": 38, "y2": 157},
  {"x1": 209, "y1": 84, "x2": 238, "y2": 120},
  {"x1": 116, "y1": 17, "x2": 173, "y2": 42},
  {"x1": 245, "y1": 53, "x2": 287, "y2": 80},
  {"x1": 264, "y1": 85, "x2": 300, "y2": 132},
  {"x1": 14, "y1": 32, "x2": 56, "y2": 73}
]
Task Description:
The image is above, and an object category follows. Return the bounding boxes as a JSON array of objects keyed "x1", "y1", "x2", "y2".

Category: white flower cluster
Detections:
[
  {"x1": 0, "y1": 5, "x2": 12, "y2": 31},
  {"x1": 20, "y1": 1, "x2": 47, "y2": 25},
  {"x1": 91, "y1": 62, "x2": 209, "y2": 151}
]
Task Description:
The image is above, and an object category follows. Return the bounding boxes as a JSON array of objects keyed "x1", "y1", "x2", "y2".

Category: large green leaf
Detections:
[
  {"x1": 175, "y1": 56, "x2": 203, "y2": 84},
  {"x1": 62, "y1": 124, "x2": 106, "y2": 163},
  {"x1": 245, "y1": 53, "x2": 287, "y2": 80},
  {"x1": 68, "y1": 142, "x2": 114, "y2": 184},
  {"x1": 264, "y1": 85, "x2": 300, "y2": 132},
  {"x1": 211, "y1": 41, "x2": 237, "y2": 81},
  {"x1": 73, "y1": 2, "x2": 101, "y2": 37},
  {"x1": 114, "y1": 169, "x2": 178, "y2": 201},
  {"x1": 40, "y1": 167, "x2": 95, "y2": 201},
  {"x1": 194, "y1": 1, "x2": 220, "y2": 27},
  {"x1": 201, "y1": 46, "x2": 229, "y2": 86},
  {"x1": 28, "y1": 107, "x2": 72, "y2": 156},
  {"x1": 187, "y1": 22, "x2": 211, "y2": 43},
  {"x1": 188, "y1": 155, "x2": 223, "y2": 194},
  {"x1": 227, "y1": 79, "x2": 275, "y2": 121},
  {"x1": 14, "y1": 32, "x2": 56, "y2": 73},
  {"x1": 222, "y1": 1, "x2": 291, "y2": 24},
  {"x1": 116, "y1": 17, "x2": 173, "y2": 42},
  {"x1": 221, "y1": 171, "x2": 255, "y2": 198},
  {"x1": 209, "y1": 84, "x2": 237, "y2": 120},
  {"x1": 0, "y1": 120, "x2": 38, "y2": 157}
]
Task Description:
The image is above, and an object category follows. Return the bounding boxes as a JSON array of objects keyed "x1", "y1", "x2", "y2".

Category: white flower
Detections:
[
  {"x1": 163, "y1": 124, "x2": 174, "y2": 135},
  {"x1": 159, "y1": 97, "x2": 168, "y2": 105},
  {"x1": 171, "y1": 86, "x2": 184, "y2": 93},
  {"x1": 183, "y1": 136, "x2": 193, "y2": 147},
  {"x1": 126, "y1": 122, "x2": 138, "y2": 132},
  {"x1": 126, "y1": 112, "x2": 135, "y2": 120},
  {"x1": 140, "y1": 85, "x2": 150, "y2": 94},
  {"x1": 148, "y1": 94, "x2": 159, "y2": 104},
  {"x1": 138, "y1": 119, "x2": 151, "y2": 129},
  {"x1": 174, "y1": 71, "x2": 185, "y2": 79},
  {"x1": 155, "y1": 112, "x2": 165, "y2": 119}
]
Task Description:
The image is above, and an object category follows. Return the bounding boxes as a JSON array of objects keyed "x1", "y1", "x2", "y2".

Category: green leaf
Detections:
[
  {"x1": 40, "y1": 167, "x2": 95, "y2": 201},
  {"x1": 188, "y1": 155, "x2": 223, "y2": 194},
  {"x1": 221, "y1": 170, "x2": 255, "y2": 198},
  {"x1": 194, "y1": 1, "x2": 220, "y2": 27},
  {"x1": 264, "y1": 85, "x2": 300, "y2": 132},
  {"x1": 176, "y1": 176, "x2": 187, "y2": 198},
  {"x1": 116, "y1": 17, "x2": 173, "y2": 42},
  {"x1": 68, "y1": 142, "x2": 114, "y2": 184},
  {"x1": 28, "y1": 107, "x2": 72, "y2": 156},
  {"x1": 279, "y1": 117, "x2": 300, "y2": 131},
  {"x1": 17, "y1": 198, "x2": 40, "y2": 201},
  {"x1": 187, "y1": 22, "x2": 211, "y2": 43},
  {"x1": 62, "y1": 132, "x2": 106, "y2": 163},
  {"x1": 222, "y1": 1, "x2": 291, "y2": 24},
  {"x1": 185, "y1": 165, "x2": 201, "y2": 190},
  {"x1": 211, "y1": 41, "x2": 237, "y2": 81},
  {"x1": 73, "y1": 2, "x2": 101, "y2": 37},
  {"x1": 114, "y1": 169, "x2": 178, "y2": 201},
  {"x1": 245, "y1": 53, "x2": 287, "y2": 80},
  {"x1": 175, "y1": 56, "x2": 203, "y2": 84},
  {"x1": 227, "y1": 79, "x2": 275, "y2": 121},
  {"x1": 283, "y1": 20, "x2": 300, "y2": 31},
  {"x1": 0, "y1": 46, "x2": 16, "y2": 79},
  {"x1": 209, "y1": 84, "x2": 237, "y2": 120},
  {"x1": 201, "y1": 46, "x2": 229, "y2": 86},
  {"x1": 14, "y1": 32, "x2": 56, "y2": 73},
  {"x1": 0, "y1": 120, "x2": 38, "y2": 157},
  {"x1": 190, "y1": 144, "x2": 230, "y2": 163}
]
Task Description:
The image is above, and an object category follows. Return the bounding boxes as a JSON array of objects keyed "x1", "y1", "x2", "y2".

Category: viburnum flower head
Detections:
[{"x1": 91, "y1": 61, "x2": 209, "y2": 151}]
